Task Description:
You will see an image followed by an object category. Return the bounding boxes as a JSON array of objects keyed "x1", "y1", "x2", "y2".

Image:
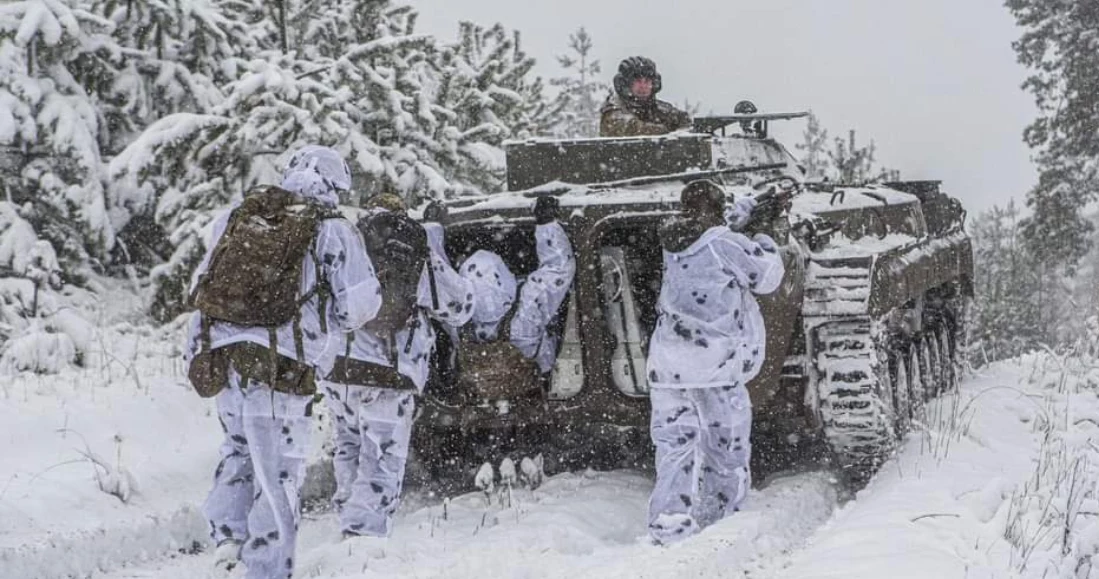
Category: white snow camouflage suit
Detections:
[
  {"x1": 186, "y1": 145, "x2": 380, "y2": 579},
  {"x1": 460, "y1": 221, "x2": 576, "y2": 373},
  {"x1": 646, "y1": 218, "x2": 784, "y2": 544},
  {"x1": 321, "y1": 217, "x2": 474, "y2": 537}
]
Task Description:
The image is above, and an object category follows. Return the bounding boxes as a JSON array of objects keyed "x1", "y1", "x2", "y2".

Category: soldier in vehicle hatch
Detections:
[{"x1": 600, "y1": 56, "x2": 692, "y2": 137}]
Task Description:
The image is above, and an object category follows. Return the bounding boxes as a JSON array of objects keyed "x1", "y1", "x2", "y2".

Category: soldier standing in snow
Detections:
[
  {"x1": 185, "y1": 145, "x2": 380, "y2": 578},
  {"x1": 645, "y1": 180, "x2": 785, "y2": 545},
  {"x1": 320, "y1": 193, "x2": 474, "y2": 540},
  {"x1": 459, "y1": 196, "x2": 577, "y2": 376},
  {"x1": 600, "y1": 56, "x2": 692, "y2": 137}
]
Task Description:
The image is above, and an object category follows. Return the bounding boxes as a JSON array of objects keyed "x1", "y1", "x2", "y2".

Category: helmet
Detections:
[
  {"x1": 734, "y1": 100, "x2": 758, "y2": 114},
  {"x1": 613, "y1": 56, "x2": 663, "y2": 100},
  {"x1": 734, "y1": 100, "x2": 762, "y2": 135},
  {"x1": 280, "y1": 145, "x2": 352, "y2": 206},
  {"x1": 680, "y1": 179, "x2": 725, "y2": 224},
  {"x1": 365, "y1": 192, "x2": 408, "y2": 213}
]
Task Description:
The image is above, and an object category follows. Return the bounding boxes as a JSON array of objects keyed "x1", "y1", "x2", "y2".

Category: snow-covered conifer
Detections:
[
  {"x1": 429, "y1": 22, "x2": 550, "y2": 194},
  {"x1": 114, "y1": 1, "x2": 555, "y2": 319},
  {"x1": 548, "y1": 27, "x2": 603, "y2": 139},
  {"x1": 0, "y1": 0, "x2": 119, "y2": 273},
  {"x1": 796, "y1": 112, "x2": 830, "y2": 180},
  {"x1": 1007, "y1": 0, "x2": 1099, "y2": 271}
]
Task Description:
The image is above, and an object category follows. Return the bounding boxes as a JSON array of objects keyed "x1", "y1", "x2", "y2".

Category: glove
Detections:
[
  {"x1": 744, "y1": 192, "x2": 783, "y2": 232},
  {"x1": 725, "y1": 196, "x2": 757, "y2": 231},
  {"x1": 423, "y1": 200, "x2": 447, "y2": 224},
  {"x1": 533, "y1": 195, "x2": 560, "y2": 225}
]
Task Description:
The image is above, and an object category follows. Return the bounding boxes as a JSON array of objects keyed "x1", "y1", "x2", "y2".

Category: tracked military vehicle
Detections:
[{"x1": 418, "y1": 112, "x2": 973, "y2": 480}]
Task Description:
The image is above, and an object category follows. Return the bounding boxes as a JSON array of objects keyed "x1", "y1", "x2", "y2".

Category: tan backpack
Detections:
[
  {"x1": 457, "y1": 290, "x2": 543, "y2": 400},
  {"x1": 187, "y1": 185, "x2": 340, "y2": 397}
]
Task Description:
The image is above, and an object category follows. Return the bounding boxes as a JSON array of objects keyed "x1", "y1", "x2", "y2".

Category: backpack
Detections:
[
  {"x1": 191, "y1": 185, "x2": 339, "y2": 326},
  {"x1": 357, "y1": 210, "x2": 432, "y2": 335},
  {"x1": 187, "y1": 185, "x2": 339, "y2": 398},
  {"x1": 457, "y1": 286, "x2": 543, "y2": 400}
]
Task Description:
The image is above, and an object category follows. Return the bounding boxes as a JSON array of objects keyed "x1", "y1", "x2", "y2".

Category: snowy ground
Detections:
[{"x1": 3, "y1": 301, "x2": 1098, "y2": 579}]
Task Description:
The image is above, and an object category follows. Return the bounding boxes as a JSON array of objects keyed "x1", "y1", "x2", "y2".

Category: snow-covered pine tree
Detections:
[
  {"x1": 1006, "y1": 0, "x2": 1099, "y2": 271},
  {"x1": 0, "y1": 0, "x2": 115, "y2": 371},
  {"x1": 0, "y1": 203, "x2": 95, "y2": 374},
  {"x1": 432, "y1": 21, "x2": 553, "y2": 195},
  {"x1": 828, "y1": 130, "x2": 876, "y2": 184},
  {"x1": 115, "y1": 0, "x2": 557, "y2": 320},
  {"x1": 796, "y1": 112, "x2": 830, "y2": 180},
  {"x1": 113, "y1": 0, "x2": 445, "y2": 320},
  {"x1": 0, "y1": 0, "x2": 119, "y2": 271},
  {"x1": 293, "y1": 0, "x2": 416, "y2": 60},
  {"x1": 548, "y1": 27, "x2": 603, "y2": 138},
  {"x1": 826, "y1": 128, "x2": 899, "y2": 184},
  {"x1": 1073, "y1": 211, "x2": 1099, "y2": 352},
  {"x1": 969, "y1": 201, "x2": 1047, "y2": 362},
  {"x1": 91, "y1": 0, "x2": 240, "y2": 130},
  {"x1": 92, "y1": 0, "x2": 254, "y2": 270}
]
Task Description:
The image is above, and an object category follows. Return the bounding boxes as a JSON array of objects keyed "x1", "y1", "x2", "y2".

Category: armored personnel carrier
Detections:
[{"x1": 418, "y1": 113, "x2": 973, "y2": 481}]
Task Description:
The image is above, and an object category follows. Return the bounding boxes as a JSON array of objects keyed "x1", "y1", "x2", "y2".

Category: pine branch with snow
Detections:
[
  {"x1": 1007, "y1": 0, "x2": 1099, "y2": 272},
  {"x1": 104, "y1": 1, "x2": 558, "y2": 319}
]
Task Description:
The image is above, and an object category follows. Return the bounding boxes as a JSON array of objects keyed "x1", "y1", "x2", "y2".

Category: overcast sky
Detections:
[{"x1": 407, "y1": 0, "x2": 1036, "y2": 213}]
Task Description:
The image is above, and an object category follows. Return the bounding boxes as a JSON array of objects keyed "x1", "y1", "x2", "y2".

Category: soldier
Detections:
[
  {"x1": 460, "y1": 196, "x2": 576, "y2": 374},
  {"x1": 421, "y1": 200, "x2": 462, "y2": 380},
  {"x1": 186, "y1": 145, "x2": 380, "y2": 578},
  {"x1": 600, "y1": 56, "x2": 692, "y2": 137},
  {"x1": 320, "y1": 193, "x2": 474, "y2": 541},
  {"x1": 645, "y1": 180, "x2": 785, "y2": 545}
]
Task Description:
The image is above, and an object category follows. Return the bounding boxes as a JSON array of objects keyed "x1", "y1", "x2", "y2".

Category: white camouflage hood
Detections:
[{"x1": 280, "y1": 145, "x2": 351, "y2": 207}]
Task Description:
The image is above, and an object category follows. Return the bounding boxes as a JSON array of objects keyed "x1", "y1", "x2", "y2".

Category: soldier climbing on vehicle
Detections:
[{"x1": 456, "y1": 196, "x2": 577, "y2": 397}]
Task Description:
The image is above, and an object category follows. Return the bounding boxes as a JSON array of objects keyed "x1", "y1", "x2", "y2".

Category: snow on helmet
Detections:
[
  {"x1": 614, "y1": 56, "x2": 662, "y2": 100},
  {"x1": 280, "y1": 145, "x2": 351, "y2": 206}
]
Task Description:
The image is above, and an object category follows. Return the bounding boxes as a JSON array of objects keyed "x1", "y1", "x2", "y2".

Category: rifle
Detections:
[{"x1": 741, "y1": 181, "x2": 796, "y2": 231}]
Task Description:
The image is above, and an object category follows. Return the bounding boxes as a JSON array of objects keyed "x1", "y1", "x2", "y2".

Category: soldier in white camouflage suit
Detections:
[
  {"x1": 645, "y1": 180, "x2": 784, "y2": 544},
  {"x1": 187, "y1": 145, "x2": 381, "y2": 578},
  {"x1": 320, "y1": 194, "x2": 475, "y2": 540}
]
